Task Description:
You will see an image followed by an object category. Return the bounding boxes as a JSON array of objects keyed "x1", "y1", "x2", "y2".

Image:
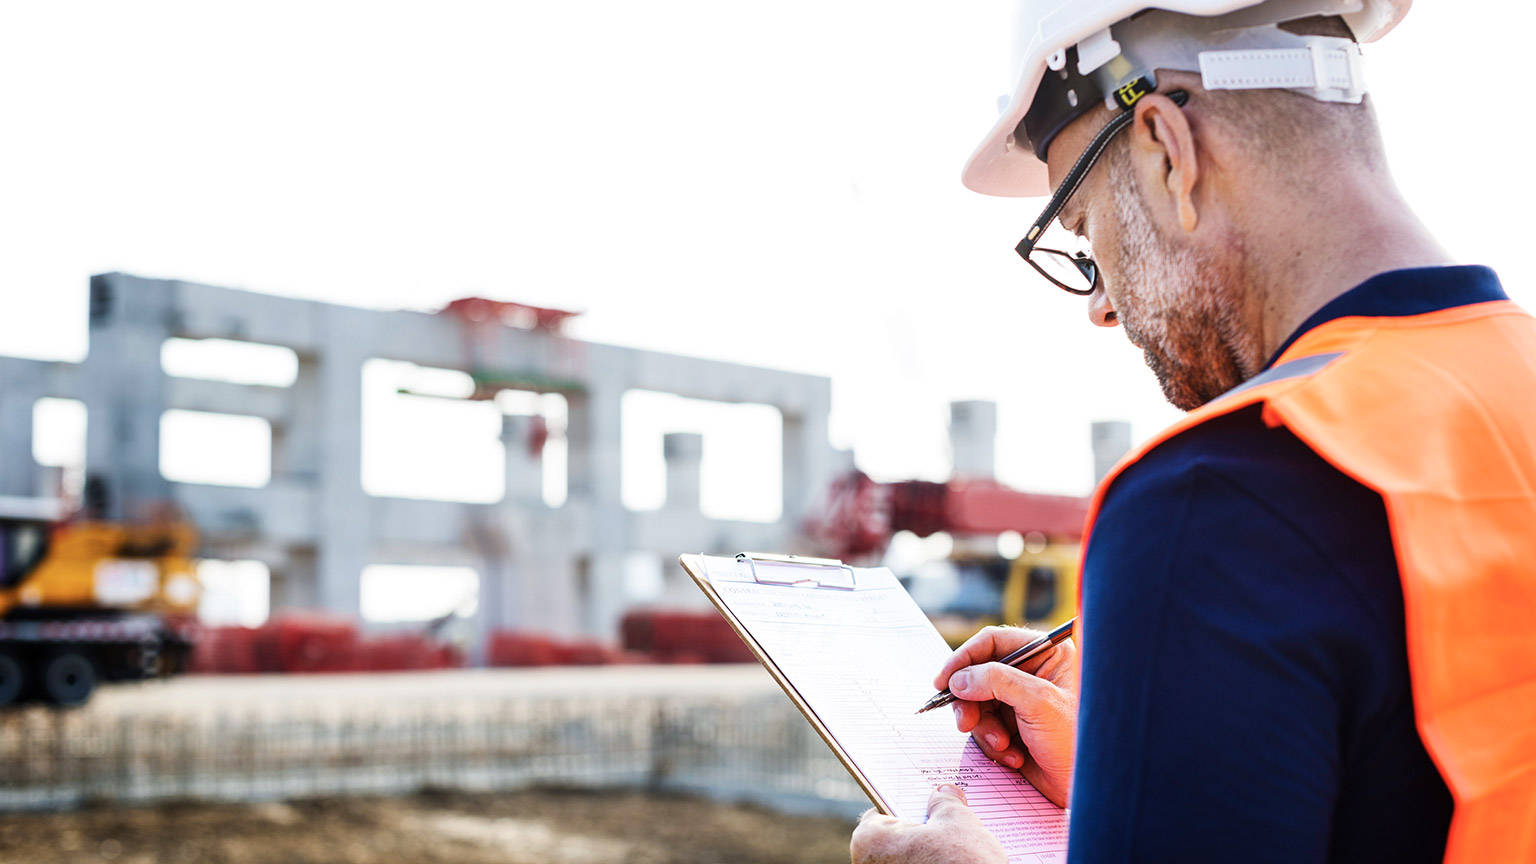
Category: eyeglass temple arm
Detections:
[{"x1": 1014, "y1": 90, "x2": 1190, "y2": 258}]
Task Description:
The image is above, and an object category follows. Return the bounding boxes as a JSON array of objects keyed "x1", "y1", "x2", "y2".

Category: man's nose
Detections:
[{"x1": 1088, "y1": 285, "x2": 1118, "y2": 328}]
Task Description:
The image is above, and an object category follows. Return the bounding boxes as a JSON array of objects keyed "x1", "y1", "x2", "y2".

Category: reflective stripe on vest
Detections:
[{"x1": 1081, "y1": 300, "x2": 1536, "y2": 864}]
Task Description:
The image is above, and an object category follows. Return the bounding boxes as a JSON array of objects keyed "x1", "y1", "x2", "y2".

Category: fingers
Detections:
[
  {"x1": 947, "y1": 661, "x2": 1058, "y2": 721},
  {"x1": 855, "y1": 808, "x2": 901, "y2": 831},
  {"x1": 924, "y1": 783, "x2": 972, "y2": 824},
  {"x1": 952, "y1": 700, "x2": 979, "y2": 733},
  {"x1": 850, "y1": 811, "x2": 902, "y2": 862},
  {"x1": 972, "y1": 708, "x2": 1010, "y2": 751},
  {"x1": 852, "y1": 785, "x2": 1001, "y2": 863},
  {"x1": 954, "y1": 701, "x2": 1026, "y2": 770},
  {"x1": 1031, "y1": 637, "x2": 1078, "y2": 686},
  {"x1": 970, "y1": 709, "x2": 1025, "y2": 770},
  {"x1": 933, "y1": 626, "x2": 1050, "y2": 689}
]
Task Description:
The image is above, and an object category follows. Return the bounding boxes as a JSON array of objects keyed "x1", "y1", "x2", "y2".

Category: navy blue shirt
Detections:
[{"x1": 1068, "y1": 266, "x2": 1506, "y2": 863}]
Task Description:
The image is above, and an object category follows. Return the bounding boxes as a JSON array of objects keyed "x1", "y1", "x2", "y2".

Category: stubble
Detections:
[{"x1": 1105, "y1": 155, "x2": 1261, "y2": 411}]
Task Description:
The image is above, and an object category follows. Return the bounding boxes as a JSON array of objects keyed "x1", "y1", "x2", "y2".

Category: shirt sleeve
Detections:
[{"x1": 1066, "y1": 415, "x2": 1391, "y2": 863}]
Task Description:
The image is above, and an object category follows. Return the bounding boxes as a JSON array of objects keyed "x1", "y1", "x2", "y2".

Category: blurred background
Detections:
[{"x1": 1, "y1": 2, "x2": 1532, "y2": 862}]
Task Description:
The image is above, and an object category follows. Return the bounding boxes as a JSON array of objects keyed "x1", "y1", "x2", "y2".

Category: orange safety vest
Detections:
[{"x1": 1081, "y1": 300, "x2": 1536, "y2": 863}]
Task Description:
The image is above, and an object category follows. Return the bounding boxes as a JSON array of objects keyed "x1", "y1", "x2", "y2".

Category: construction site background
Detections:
[{"x1": 0, "y1": 270, "x2": 1120, "y2": 864}]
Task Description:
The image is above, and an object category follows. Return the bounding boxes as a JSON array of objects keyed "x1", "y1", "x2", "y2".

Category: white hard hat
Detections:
[{"x1": 962, "y1": 0, "x2": 1411, "y2": 197}]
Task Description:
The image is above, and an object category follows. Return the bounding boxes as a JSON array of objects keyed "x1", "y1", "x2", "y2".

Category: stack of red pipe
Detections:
[
  {"x1": 618, "y1": 610, "x2": 755, "y2": 664},
  {"x1": 188, "y1": 614, "x2": 463, "y2": 674}
]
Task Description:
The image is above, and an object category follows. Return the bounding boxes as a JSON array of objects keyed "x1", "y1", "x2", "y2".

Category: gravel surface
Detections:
[{"x1": 0, "y1": 787, "x2": 859, "y2": 864}]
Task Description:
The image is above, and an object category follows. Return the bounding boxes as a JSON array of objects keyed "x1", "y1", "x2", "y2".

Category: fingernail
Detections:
[
  {"x1": 986, "y1": 732, "x2": 1003, "y2": 750},
  {"x1": 950, "y1": 669, "x2": 971, "y2": 692},
  {"x1": 1006, "y1": 754, "x2": 1022, "y2": 768},
  {"x1": 937, "y1": 783, "x2": 967, "y2": 802},
  {"x1": 952, "y1": 704, "x2": 964, "y2": 724}
]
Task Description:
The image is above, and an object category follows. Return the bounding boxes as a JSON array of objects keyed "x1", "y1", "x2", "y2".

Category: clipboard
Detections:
[
  {"x1": 680, "y1": 551, "x2": 893, "y2": 812},
  {"x1": 680, "y1": 552, "x2": 1069, "y2": 864}
]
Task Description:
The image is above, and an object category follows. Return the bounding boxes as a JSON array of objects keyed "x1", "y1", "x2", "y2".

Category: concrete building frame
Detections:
[{"x1": 0, "y1": 274, "x2": 842, "y2": 641}]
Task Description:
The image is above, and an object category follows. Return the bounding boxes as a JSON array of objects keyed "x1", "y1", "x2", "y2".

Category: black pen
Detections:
[{"x1": 915, "y1": 618, "x2": 1076, "y2": 714}]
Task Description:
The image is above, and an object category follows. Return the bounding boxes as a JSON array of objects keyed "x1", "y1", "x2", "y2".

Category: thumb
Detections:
[
  {"x1": 925, "y1": 783, "x2": 977, "y2": 825},
  {"x1": 949, "y1": 662, "x2": 1054, "y2": 714}
]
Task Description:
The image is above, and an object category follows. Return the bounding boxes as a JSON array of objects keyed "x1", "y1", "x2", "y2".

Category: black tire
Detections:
[
  {"x1": 41, "y1": 650, "x2": 97, "y2": 708},
  {"x1": 0, "y1": 651, "x2": 22, "y2": 707}
]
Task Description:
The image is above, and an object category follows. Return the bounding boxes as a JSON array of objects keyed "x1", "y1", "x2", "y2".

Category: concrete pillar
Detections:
[
  {"x1": 831, "y1": 447, "x2": 857, "y2": 475},
  {"x1": 502, "y1": 414, "x2": 545, "y2": 504},
  {"x1": 312, "y1": 304, "x2": 372, "y2": 617},
  {"x1": 1092, "y1": 420, "x2": 1133, "y2": 485},
  {"x1": 476, "y1": 408, "x2": 554, "y2": 658},
  {"x1": 481, "y1": 507, "x2": 584, "y2": 641},
  {"x1": 271, "y1": 354, "x2": 322, "y2": 483},
  {"x1": 0, "y1": 395, "x2": 37, "y2": 498},
  {"x1": 270, "y1": 549, "x2": 321, "y2": 611},
  {"x1": 566, "y1": 349, "x2": 627, "y2": 637},
  {"x1": 663, "y1": 432, "x2": 702, "y2": 511},
  {"x1": 469, "y1": 506, "x2": 517, "y2": 664},
  {"x1": 949, "y1": 400, "x2": 997, "y2": 480},
  {"x1": 781, "y1": 378, "x2": 834, "y2": 524},
  {"x1": 80, "y1": 274, "x2": 172, "y2": 521},
  {"x1": 529, "y1": 535, "x2": 584, "y2": 638}
]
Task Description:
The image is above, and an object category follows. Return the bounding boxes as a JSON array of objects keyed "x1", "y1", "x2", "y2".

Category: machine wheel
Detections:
[
  {"x1": 41, "y1": 650, "x2": 97, "y2": 708},
  {"x1": 0, "y1": 651, "x2": 23, "y2": 707}
]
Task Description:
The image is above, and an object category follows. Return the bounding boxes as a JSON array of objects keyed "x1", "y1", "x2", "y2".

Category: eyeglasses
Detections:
[{"x1": 1015, "y1": 90, "x2": 1189, "y2": 296}]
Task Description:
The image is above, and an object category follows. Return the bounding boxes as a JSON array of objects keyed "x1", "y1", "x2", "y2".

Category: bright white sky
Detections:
[{"x1": 3, "y1": 1, "x2": 1534, "y2": 504}]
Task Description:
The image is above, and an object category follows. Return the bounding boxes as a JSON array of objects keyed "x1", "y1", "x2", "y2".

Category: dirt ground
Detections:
[{"x1": 0, "y1": 788, "x2": 859, "y2": 864}]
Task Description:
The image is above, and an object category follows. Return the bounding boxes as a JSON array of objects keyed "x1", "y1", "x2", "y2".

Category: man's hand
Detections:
[
  {"x1": 850, "y1": 784, "x2": 1007, "y2": 864},
  {"x1": 935, "y1": 626, "x2": 1078, "y2": 807}
]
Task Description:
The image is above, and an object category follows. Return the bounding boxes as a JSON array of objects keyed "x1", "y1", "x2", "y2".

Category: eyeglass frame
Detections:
[{"x1": 1014, "y1": 89, "x2": 1190, "y2": 296}]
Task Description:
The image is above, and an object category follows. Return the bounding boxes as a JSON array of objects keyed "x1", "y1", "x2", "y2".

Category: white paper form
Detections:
[{"x1": 692, "y1": 554, "x2": 1067, "y2": 864}]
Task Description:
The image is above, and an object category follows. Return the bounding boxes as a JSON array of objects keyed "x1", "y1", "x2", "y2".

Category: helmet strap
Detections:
[
  {"x1": 1085, "y1": 12, "x2": 1370, "y2": 108},
  {"x1": 1198, "y1": 38, "x2": 1365, "y2": 103}
]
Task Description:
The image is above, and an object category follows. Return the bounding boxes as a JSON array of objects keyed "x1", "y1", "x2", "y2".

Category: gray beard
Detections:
[{"x1": 1106, "y1": 158, "x2": 1260, "y2": 411}]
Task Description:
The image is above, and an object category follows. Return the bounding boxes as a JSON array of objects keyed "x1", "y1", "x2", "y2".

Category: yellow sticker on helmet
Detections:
[{"x1": 1115, "y1": 77, "x2": 1153, "y2": 109}]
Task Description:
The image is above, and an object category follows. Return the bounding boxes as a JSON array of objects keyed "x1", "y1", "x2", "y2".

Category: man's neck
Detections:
[{"x1": 1242, "y1": 170, "x2": 1455, "y2": 362}]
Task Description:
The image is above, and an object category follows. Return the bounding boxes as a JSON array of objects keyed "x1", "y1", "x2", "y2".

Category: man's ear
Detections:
[{"x1": 1130, "y1": 93, "x2": 1200, "y2": 233}]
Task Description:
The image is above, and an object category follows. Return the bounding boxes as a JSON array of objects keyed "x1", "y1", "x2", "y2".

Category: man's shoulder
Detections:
[
  {"x1": 1101, "y1": 402, "x2": 1366, "y2": 521},
  {"x1": 1090, "y1": 401, "x2": 1401, "y2": 634}
]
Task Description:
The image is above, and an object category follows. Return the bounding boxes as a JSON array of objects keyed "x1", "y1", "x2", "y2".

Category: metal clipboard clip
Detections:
[{"x1": 736, "y1": 552, "x2": 858, "y2": 590}]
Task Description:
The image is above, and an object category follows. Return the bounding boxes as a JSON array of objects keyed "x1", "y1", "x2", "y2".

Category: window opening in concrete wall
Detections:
[
  {"x1": 360, "y1": 564, "x2": 479, "y2": 623},
  {"x1": 32, "y1": 397, "x2": 87, "y2": 500},
  {"x1": 495, "y1": 389, "x2": 568, "y2": 508},
  {"x1": 197, "y1": 559, "x2": 270, "y2": 627},
  {"x1": 361, "y1": 359, "x2": 503, "y2": 503},
  {"x1": 621, "y1": 390, "x2": 783, "y2": 523},
  {"x1": 622, "y1": 551, "x2": 665, "y2": 603},
  {"x1": 160, "y1": 410, "x2": 272, "y2": 487},
  {"x1": 160, "y1": 338, "x2": 299, "y2": 387}
]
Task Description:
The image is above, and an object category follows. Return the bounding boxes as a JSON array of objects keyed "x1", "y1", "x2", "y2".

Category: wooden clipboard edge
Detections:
[{"x1": 678, "y1": 553, "x2": 894, "y2": 815}]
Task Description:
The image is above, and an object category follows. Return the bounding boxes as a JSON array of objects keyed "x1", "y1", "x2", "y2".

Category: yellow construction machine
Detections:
[
  {"x1": 924, "y1": 541, "x2": 1079, "y2": 646},
  {"x1": 0, "y1": 497, "x2": 200, "y2": 707}
]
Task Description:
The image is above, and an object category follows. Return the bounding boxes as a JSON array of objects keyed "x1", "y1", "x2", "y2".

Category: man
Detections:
[{"x1": 852, "y1": 1, "x2": 1536, "y2": 861}]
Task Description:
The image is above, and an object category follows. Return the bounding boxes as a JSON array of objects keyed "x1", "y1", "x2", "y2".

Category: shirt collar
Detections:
[{"x1": 1265, "y1": 265, "x2": 1508, "y2": 369}]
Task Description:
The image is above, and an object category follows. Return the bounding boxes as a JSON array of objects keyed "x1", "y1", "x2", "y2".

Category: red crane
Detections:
[{"x1": 803, "y1": 470, "x2": 1090, "y2": 562}]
